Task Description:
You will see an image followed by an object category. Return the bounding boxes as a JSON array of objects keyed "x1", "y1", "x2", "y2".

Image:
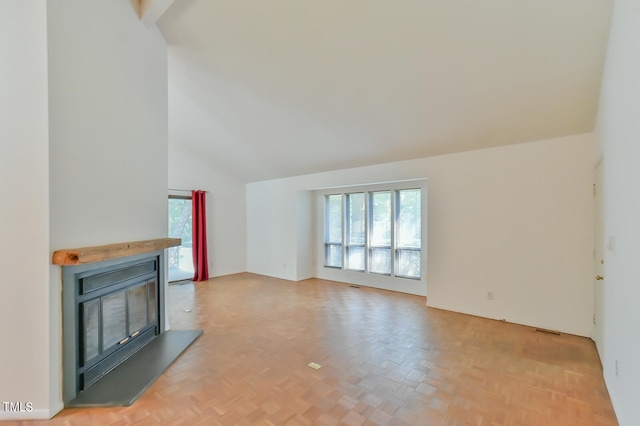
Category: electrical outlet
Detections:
[
  {"x1": 487, "y1": 292, "x2": 494, "y2": 300},
  {"x1": 615, "y1": 360, "x2": 619, "y2": 377}
]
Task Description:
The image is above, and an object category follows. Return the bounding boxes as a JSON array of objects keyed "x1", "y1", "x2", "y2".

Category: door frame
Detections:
[{"x1": 593, "y1": 160, "x2": 604, "y2": 357}]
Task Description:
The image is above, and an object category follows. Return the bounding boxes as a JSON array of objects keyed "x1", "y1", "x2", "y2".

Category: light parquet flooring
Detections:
[{"x1": 24, "y1": 273, "x2": 617, "y2": 425}]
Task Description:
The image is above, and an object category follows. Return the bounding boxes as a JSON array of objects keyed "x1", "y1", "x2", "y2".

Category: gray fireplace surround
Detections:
[{"x1": 60, "y1": 250, "x2": 202, "y2": 406}]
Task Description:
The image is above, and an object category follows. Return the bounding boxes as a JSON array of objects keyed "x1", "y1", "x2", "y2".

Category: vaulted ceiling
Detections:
[{"x1": 158, "y1": 0, "x2": 613, "y2": 182}]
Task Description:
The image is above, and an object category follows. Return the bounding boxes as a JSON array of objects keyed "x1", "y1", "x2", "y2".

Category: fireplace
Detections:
[
  {"x1": 75, "y1": 256, "x2": 160, "y2": 390},
  {"x1": 60, "y1": 251, "x2": 166, "y2": 404},
  {"x1": 54, "y1": 238, "x2": 201, "y2": 407}
]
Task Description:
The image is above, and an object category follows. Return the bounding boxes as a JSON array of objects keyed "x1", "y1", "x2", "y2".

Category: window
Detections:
[
  {"x1": 323, "y1": 187, "x2": 422, "y2": 280},
  {"x1": 369, "y1": 191, "x2": 392, "y2": 275},
  {"x1": 324, "y1": 194, "x2": 343, "y2": 268},
  {"x1": 396, "y1": 189, "x2": 421, "y2": 279},
  {"x1": 346, "y1": 193, "x2": 365, "y2": 271}
]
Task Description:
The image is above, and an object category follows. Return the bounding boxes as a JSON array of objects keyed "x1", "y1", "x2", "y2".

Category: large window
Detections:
[{"x1": 324, "y1": 187, "x2": 422, "y2": 279}]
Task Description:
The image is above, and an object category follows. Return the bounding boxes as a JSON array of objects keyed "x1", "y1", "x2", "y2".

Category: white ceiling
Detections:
[{"x1": 158, "y1": 0, "x2": 613, "y2": 183}]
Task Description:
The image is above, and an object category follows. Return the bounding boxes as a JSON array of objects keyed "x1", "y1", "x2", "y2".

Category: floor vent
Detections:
[
  {"x1": 349, "y1": 285, "x2": 360, "y2": 288},
  {"x1": 535, "y1": 327, "x2": 561, "y2": 336}
]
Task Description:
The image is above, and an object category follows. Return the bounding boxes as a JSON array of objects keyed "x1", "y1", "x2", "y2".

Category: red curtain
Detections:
[{"x1": 191, "y1": 190, "x2": 209, "y2": 282}]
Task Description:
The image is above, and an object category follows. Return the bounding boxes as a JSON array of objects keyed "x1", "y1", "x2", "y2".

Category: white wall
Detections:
[
  {"x1": 595, "y1": 0, "x2": 640, "y2": 423},
  {"x1": 46, "y1": 0, "x2": 169, "y2": 418},
  {"x1": 0, "y1": 1, "x2": 51, "y2": 420},
  {"x1": 48, "y1": 0, "x2": 168, "y2": 249},
  {"x1": 247, "y1": 180, "x2": 299, "y2": 281},
  {"x1": 167, "y1": 143, "x2": 247, "y2": 277},
  {"x1": 296, "y1": 191, "x2": 315, "y2": 281},
  {"x1": 247, "y1": 134, "x2": 595, "y2": 336},
  {"x1": 167, "y1": 47, "x2": 247, "y2": 278}
]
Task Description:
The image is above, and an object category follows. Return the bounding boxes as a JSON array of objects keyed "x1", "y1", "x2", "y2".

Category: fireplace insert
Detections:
[{"x1": 62, "y1": 252, "x2": 166, "y2": 403}]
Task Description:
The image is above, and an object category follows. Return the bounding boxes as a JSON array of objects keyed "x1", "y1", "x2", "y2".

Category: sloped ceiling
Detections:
[{"x1": 158, "y1": 0, "x2": 613, "y2": 182}]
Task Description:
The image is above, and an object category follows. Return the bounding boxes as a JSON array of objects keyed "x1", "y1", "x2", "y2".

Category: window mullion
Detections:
[
  {"x1": 342, "y1": 193, "x2": 346, "y2": 270},
  {"x1": 367, "y1": 192, "x2": 373, "y2": 273},
  {"x1": 391, "y1": 190, "x2": 397, "y2": 277},
  {"x1": 364, "y1": 191, "x2": 369, "y2": 273}
]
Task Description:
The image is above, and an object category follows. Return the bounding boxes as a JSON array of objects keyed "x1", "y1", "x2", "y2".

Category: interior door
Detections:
[{"x1": 593, "y1": 161, "x2": 604, "y2": 355}]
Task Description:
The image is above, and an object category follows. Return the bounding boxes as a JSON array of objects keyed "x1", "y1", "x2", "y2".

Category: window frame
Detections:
[
  {"x1": 167, "y1": 194, "x2": 193, "y2": 283},
  {"x1": 322, "y1": 184, "x2": 423, "y2": 281}
]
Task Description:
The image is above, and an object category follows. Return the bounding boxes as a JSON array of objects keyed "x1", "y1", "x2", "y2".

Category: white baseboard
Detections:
[
  {"x1": 49, "y1": 400, "x2": 64, "y2": 418},
  {"x1": 0, "y1": 409, "x2": 52, "y2": 421},
  {"x1": 0, "y1": 401, "x2": 63, "y2": 421}
]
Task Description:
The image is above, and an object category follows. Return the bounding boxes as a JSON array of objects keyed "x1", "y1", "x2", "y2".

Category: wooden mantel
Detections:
[{"x1": 52, "y1": 238, "x2": 181, "y2": 266}]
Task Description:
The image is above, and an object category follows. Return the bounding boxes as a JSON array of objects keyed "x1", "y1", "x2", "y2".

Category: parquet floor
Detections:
[{"x1": 24, "y1": 273, "x2": 617, "y2": 425}]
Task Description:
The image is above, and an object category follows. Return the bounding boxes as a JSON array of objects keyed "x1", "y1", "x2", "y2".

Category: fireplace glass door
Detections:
[{"x1": 78, "y1": 260, "x2": 159, "y2": 390}]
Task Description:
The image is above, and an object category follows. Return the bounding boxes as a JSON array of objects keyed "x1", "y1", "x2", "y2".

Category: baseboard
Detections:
[
  {"x1": 0, "y1": 408, "x2": 53, "y2": 421},
  {"x1": 49, "y1": 400, "x2": 64, "y2": 419}
]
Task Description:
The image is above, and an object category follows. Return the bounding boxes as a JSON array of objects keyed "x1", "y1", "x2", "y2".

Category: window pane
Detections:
[
  {"x1": 347, "y1": 193, "x2": 365, "y2": 245},
  {"x1": 82, "y1": 299, "x2": 100, "y2": 364},
  {"x1": 128, "y1": 283, "x2": 148, "y2": 334},
  {"x1": 102, "y1": 291, "x2": 127, "y2": 350},
  {"x1": 168, "y1": 197, "x2": 194, "y2": 282},
  {"x1": 397, "y1": 189, "x2": 421, "y2": 248},
  {"x1": 326, "y1": 244, "x2": 342, "y2": 267},
  {"x1": 370, "y1": 191, "x2": 391, "y2": 247},
  {"x1": 326, "y1": 195, "x2": 342, "y2": 244},
  {"x1": 397, "y1": 249, "x2": 421, "y2": 278},
  {"x1": 347, "y1": 246, "x2": 365, "y2": 271},
  {"x1": 370, "y1": 248, "x2": 391, "y2": 274}
]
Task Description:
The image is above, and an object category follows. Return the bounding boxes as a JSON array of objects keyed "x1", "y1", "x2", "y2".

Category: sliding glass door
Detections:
[{"x1": 168, "y1": 196, "x2": 193, "y2": 282}]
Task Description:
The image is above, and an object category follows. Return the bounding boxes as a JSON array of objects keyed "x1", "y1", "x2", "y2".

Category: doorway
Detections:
[{"x1": 168, "y1": 195, "x2": 193, "y2": 283}]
